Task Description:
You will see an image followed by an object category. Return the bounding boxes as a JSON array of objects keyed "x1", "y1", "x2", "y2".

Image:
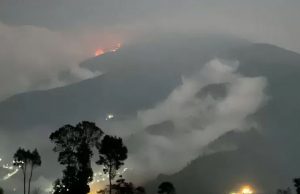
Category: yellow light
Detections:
[
  {"x1": 241, "y1": 186, "x2": 253, "y2": 194},
  {"x1": 89, "y1": 182, "x2": 106, "y2": 194}
]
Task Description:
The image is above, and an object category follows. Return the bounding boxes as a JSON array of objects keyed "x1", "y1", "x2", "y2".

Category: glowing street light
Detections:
[
  {"x1": 241, "y1": 186, "x2": 253, "y2": 194},
  {"x1": 230, "y1": 185, "x2": 254, "y2": 194}
]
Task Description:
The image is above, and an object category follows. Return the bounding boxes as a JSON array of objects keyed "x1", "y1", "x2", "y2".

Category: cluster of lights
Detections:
[
  {"x1": 2, "y1": 163, "x2": 14, "y2": 170},
  {"x1": 89, "y1": 167, "x2": 129, "y2": 185},
  {"x1": 1, "y1": 153, "x2": 127, "y2": 192},
  {"x1": 1, "y1": 157, "x2": 22, "y2": 180},
  {"x1": 48, "y1": 182, "x2": 70, "y2": 194},
  {"x1": 47, "y1": 168, "x2": 129, "y2": 194}
]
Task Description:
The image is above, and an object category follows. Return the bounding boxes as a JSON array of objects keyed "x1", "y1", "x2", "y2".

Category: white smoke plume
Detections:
[
  {"x1": 0, "y1": 59, "x2": 268, "y2": 191},
  {"x1": 124, "y1": 59, "x2": 267, "y2": 181}
]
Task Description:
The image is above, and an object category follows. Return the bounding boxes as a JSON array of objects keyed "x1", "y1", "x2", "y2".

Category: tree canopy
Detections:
[
  {"x1": 96, "y1": 135, "x2": 128, "y2": 194},
  {"x1": 158, "y1": 182, "x2": 176, "y2": 194},
  {"x1": 50, "y1": 121, "x2": 104, "y2": 194},
  {"x1": 13, "y1": 148, "x2": 41, "y2": 194},
  {"x1": 294, "y1": 178, "x2": 300, "y2": 194}
]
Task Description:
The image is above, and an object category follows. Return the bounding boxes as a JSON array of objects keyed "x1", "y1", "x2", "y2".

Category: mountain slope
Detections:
[
  {"x1": 222, "y1": 43, "x2": 300, "y2": 169},
  {"x1": 145, "y1": 130, "x2": 290, "y2": 194},
  {"x1": 0, "y1": 66, "x2": 181, "y2": 129},
  {"x1": 143, "y1": 44, "x2": 300, "y2": 194},
  {"x1": 0, "y1": 34, "x2": 249, "y2": 129},
  {"x1": 1, "y1": 36, "x2": 300, "y2": 194}
]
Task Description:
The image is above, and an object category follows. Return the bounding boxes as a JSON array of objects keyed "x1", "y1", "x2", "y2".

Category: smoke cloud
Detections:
[
  {"x1": 124, "y1": 59, "x2": 267, "y2": 181},
  {"x1": 0, "y1": 22, "x2": 100, "y2": 100},
  {"x1": 0, "y1": 59, "x2": 268, "y2": 192}
]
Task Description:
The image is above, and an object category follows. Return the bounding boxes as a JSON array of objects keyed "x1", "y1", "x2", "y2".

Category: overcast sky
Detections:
[{"x1": 1, "y1": 0, "x2": 300, "y2": 49}]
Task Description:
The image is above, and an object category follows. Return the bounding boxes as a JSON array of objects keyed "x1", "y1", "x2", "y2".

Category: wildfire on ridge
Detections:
[
  {"x1": 94, "y1": 43, "x2": 122, "y2": 57},
  {"x1": 94, "y1": 49, "x2": 105, "y2": 57}
]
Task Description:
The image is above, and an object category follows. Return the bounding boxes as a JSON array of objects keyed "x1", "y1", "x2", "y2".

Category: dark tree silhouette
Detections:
[
  {"x1": 96, "y1": 135, "x2": 128, "y2": 194},
  {"x1": 0, "y1": 187, "x2": 3, "y2": 194},
  {"x1": 13, "y1": 148, "x2": 42, "y2": 194},
  {"x1": 115, "y1": 175, "x2": 134, "y2": 194},
  {"x1": 53, "y1": 179, "x2": 64, "y2": 194},
  {"x1": 277, "y1": 188, "x2": 291, "y2": 194},
  {"x1": 158, "y1": 182, "x2": 176, "y2": 194},
  {"x1": 294, "y1": 178, "x2": 300, "y2": 194},
  {"x1": 13, "y1": 148, "x2": 31, "y2": 194},
  {"x1": 50, "y1": 121, "x2": 103, "y2": 194},
  {"x1": 28, "y1": 149, "x2": 41, "y2": 194}
]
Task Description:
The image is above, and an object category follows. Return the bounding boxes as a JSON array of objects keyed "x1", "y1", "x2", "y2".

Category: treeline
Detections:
[
  {"x1": 0, "y1": 121, "x2": 177, "y2": 194},
  {"x1": 7, "y1": 120, "x2": 300, "y2": 194},
  {"x1": 276, "y1": 179, "x2": 300, "y2": 194}
]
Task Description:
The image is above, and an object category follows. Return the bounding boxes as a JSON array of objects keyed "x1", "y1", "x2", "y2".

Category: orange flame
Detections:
[
  {"x1": 94, "y1": 49, "x2": 104, "y2": 57},
  {"x1": 94, "y1": 43, "x2": 122, "y2": 56}
]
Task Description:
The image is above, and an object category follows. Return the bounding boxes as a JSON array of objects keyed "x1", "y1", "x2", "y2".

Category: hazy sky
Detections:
[
  {"x1": 0, "y1": 1, "x2": 300, "y2": 193},
  {"x1": 0, "y1": 0, "x2": 300, "y2": 49},
  {"x1": 0, "y1": 0, "x2": 300, "y2": 99}
]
